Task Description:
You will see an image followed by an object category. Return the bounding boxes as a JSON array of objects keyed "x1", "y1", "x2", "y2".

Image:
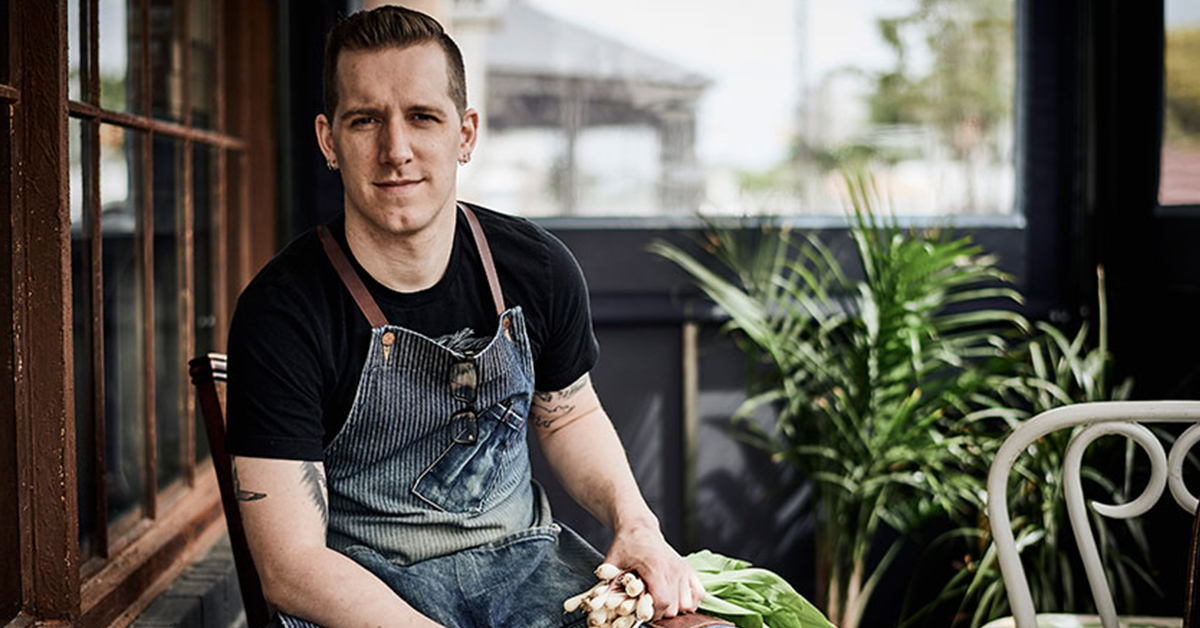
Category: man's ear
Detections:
[
  {"x1": 459, "y1": 108, "x2": 480, "y2": 156},
  {"x1": 315, "y1": 113, "x2": 338, "y2": 167}
]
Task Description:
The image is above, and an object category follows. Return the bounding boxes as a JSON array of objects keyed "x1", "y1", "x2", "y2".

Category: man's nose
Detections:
[{"x1": 379, "y1": 120, "x2": 414, "y2": 165}]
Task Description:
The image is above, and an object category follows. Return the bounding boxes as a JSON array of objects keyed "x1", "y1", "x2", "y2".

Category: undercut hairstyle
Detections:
[{"x1": 322, "y1": 5, "x2": 467, "y2": 120}]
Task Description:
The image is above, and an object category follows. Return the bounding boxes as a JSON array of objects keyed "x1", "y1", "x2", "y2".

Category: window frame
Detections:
[
  {"x1": 3, "y1": 1, "x2": 274, "y2": 627},
  {"x1": 1157, "y1": 0, "x2": 1200, "y2": 213}
]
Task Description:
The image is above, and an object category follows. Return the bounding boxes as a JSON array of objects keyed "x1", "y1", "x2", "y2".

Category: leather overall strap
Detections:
[
  {"x1": 317, "y1": 203, "x2": 506, "y2": 327},
  {"x1": 460, "y1": 203, "x2": 506, "y2": 319}
]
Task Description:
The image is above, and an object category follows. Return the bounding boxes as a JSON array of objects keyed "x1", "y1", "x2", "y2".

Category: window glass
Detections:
[
  {"x1": 149, "y1": 0, "x2": 185, "y2": 123},
  {"x1": 68, "y1": 0, "x2": 80, "y2": 100},
  {"x1": 458, "y1": 0, "x2": 1015, "y2": 217},
  {"x1": 99, "y1": 0, "x2": 145, "y2": 113},
  {"x1": 101, "y1": 124, "x2": 145, "y2": 525},
  {"x1": 1162, "y1": 0, "x2": 1200, "y2": 206},
  {"x1": 190, "y1": 0, "x2": 216, "y2": 128},
  {"x1": 70, "y1": 117, "x2": 99, "y2": 557},
  {"x1": 153, "y1": 136, "x2": 182, "y2": 491},
  {"x1": 193, "y1": 144, "x2": 215, "y2": 463}
]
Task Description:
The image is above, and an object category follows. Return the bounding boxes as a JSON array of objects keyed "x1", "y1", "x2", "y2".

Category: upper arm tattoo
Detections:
[
  {"x1": 531, "y1": 374, "x2": 590, "y2": 430},
  {"x1": 232, "y1": 459, "x2": 267, "y2": 502},
  {"x1": 300, "y1": 461, "x2": 329, "y2": 528}
]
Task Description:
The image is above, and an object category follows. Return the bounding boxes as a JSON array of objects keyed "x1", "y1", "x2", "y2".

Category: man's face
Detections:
[{"x1": 316, "y1": 43, "x2": 477, "y2": 239}]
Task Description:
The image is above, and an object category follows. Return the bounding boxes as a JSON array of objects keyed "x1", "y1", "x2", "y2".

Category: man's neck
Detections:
[{"x1": 343, "y1": 204, "x2": 457, "y2": 294}]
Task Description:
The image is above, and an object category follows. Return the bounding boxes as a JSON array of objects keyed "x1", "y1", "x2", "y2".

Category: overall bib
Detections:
[{"x1": 277, "y1": 205, "x2": 602, "y2": 628}]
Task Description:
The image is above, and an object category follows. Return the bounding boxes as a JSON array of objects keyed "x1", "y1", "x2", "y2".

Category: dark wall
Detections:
[{"x1": 275, "y1": 1, "x2": 346, "y2": 242}]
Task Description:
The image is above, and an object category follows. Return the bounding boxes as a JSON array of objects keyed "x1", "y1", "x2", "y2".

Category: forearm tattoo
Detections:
[
  {"x1": 301, "y1": 461, "x2": 329, "y2": 528},
  {"x1": 531, "y1": 374, "x2": 590, "y2": 430},
  {"x1": 232, "y1": 459, "x2": 267, "y2": 502}
]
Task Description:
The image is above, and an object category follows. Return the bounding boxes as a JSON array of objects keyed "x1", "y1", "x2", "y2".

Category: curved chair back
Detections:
[{"x1": 988, "y1": 401, "x2": 1200, "y2": 628}]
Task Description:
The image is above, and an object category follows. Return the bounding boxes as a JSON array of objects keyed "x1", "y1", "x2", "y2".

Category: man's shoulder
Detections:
[
  {"x1": 464, "y1": 201, "x2": 575, "y2": 269},
  {"x1": 234, "y1": 226, "x2": 336, "y2": 320},
  {"x1": 465, "y1": 202, "x2": 550, "y2": 245}
]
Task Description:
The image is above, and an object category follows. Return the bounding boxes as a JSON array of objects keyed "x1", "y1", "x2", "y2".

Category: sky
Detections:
[
  {"x1": 1168, "y1": 0, "x2": 1200, "y2": 26},
  {"x1": 526, "y1": 0, "x2": 919, "y2": 171}
]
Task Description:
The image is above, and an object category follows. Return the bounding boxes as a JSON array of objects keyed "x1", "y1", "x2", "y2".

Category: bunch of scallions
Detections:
[
  {"x1": 564, "y1": 553, "x2": 837, "y2": 628},
  {"x1": 563, "y1": 563, "x2": 656, "y2": 628}
]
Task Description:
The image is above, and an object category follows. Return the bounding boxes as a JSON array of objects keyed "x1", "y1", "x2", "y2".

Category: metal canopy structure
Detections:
[{"x1": 484, "y1": 2, "x2": 710, "y2": 214}]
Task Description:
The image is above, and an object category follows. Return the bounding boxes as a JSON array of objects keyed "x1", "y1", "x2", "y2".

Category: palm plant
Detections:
[
  {"x1": 649, "y1": 174, "x2": 1028, "y2": 628},
  {"x1": 921, "y1": 268, "x2": 1151, "y2": 628}
]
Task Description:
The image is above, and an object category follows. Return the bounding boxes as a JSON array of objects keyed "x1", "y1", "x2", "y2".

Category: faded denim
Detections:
[{"x1": 277, "y1": 305, "x2": 604, "y2": 628}]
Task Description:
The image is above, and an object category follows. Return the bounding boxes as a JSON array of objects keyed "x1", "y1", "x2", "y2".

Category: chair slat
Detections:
[{"x1": 189, "y1": 353, "x2": 271, "y2": 628}]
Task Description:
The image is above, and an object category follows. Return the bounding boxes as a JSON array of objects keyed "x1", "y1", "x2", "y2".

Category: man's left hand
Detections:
[{"x1": 604, "y1": 522, "x2": 706, "y2": 619}]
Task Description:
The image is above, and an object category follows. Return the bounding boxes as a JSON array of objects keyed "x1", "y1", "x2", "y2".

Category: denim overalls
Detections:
[{"x1": 277, "y1": 205, "x2": 601, "y2": 628}]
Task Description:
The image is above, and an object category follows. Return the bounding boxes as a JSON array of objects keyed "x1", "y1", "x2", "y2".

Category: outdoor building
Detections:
[{"x1": 3, "y1": 1, "x2": 1200, "y2": 628}]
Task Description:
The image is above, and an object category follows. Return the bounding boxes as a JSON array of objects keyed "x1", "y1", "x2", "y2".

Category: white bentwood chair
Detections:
[{"x1": 984, "y1": 401, "x2": 1200, "y2": 628}]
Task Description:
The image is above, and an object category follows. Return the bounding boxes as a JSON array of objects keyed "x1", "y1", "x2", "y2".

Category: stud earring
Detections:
[
  {"x1": 326, "y1": 160, "x2": 338, "y2": 171},
  {"x1": 458, "y1": 154, "x2": 471, "y2": 165}
]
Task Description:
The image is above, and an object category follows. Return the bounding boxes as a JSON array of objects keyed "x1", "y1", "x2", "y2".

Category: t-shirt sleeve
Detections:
[
  {"x1": 534, "y1": 232, "x2": 600, "y2": 392},
  {"x1": 226, "y1": 279, "x2": 328, "y2": 461}
]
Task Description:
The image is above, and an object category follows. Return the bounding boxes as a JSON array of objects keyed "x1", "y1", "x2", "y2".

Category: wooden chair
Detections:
[
  {"x1": 189, "y1": 353, "x2": 272, "y2": 628},
  {"x1": 985, "y1": 401, "x2": 1200, "y2": 628}
]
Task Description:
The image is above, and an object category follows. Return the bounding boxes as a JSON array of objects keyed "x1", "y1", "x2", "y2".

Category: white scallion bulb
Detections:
[
  {"x1": 595, "y1": 563, "x2": 623, "y2": 581},
  {"x1": 586, "y1": 592, "x2": 610, "y2": 611},
  {"x1": 563, "y1": 593, "x2": 586, "y2": 613},
  {"x1": 635, "y1": 593, "x2": 654, "y2": 621},
  {"x1": 612, "y1": 616, "x2": 635, "y2": 628}
]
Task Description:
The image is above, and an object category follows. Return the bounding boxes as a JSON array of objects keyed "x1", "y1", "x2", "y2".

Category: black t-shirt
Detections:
[{"x1": 225, "y1": 203, "x2": 599, "y2": 461}]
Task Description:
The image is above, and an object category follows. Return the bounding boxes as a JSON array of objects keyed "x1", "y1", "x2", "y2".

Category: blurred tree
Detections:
[
  {"x1": 867, "y1": 0, "x2": 1014, "y2": 212},
  {"x1": 1165, "y1": 26, "x2": 1200, "y2": 144}
]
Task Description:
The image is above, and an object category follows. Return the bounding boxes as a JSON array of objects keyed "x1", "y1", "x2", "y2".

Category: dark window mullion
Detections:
[
  {"x1": 213, "y1": 147, "x2": 228, "y2": 348},
  {"x1": 181, "y1": 0, "x2": 190, "y2": 128},
  {"x1": 213, "y1": 0, "x2": 223, "y2": 135},
  {"x1": 178, "y1": 0, "x2": 193, "y2": 483},
  {"x1": 139, "y1": 0, "x2": 156, "y2": 521},
  {"x1": 83, "y1": 116, "x2": 109, "y2": 559},
  {"x1": 81, "y1": 0, "x2": 98, "y2": 106},
  {"x1": 66, "y1": 100, "x2": 246, "y2": 149},
  {"x1": 181, "y1": 139, "x2": 195, "y2": 483},
  {"x1": 141, "y1": 130, "x2": 157, "y2": 520}
]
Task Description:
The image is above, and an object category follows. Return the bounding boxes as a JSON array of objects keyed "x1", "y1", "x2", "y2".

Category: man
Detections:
[{"x1": 226, "y1": 6, "x2": 713, "y2": 628}]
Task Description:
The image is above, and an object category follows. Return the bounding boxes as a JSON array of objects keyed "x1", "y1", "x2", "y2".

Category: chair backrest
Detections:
[
  {"x1": 1187, "y1": 504, "x2": 1200, "y2": 628},
  {"x1": 189, "y1": 353, "x2": 272, "y2": 628},
  {"x1": 987, "y1": 401, "x2": 1200, "y2": 628}
]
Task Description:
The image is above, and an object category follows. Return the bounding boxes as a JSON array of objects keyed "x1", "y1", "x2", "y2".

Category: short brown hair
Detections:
[{"x1": 322, "y1": 5, "x2": 467, "y2": 119}]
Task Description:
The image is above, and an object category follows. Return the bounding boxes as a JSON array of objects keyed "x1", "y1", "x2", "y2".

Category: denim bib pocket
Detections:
[{"x1": 411, "y1": 399, "x2": 525, "y2": 514}]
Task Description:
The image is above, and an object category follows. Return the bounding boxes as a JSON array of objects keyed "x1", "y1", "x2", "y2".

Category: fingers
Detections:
[
  {"x1": 676, "y1": 576, "x2": 693, "y2": 614},
  {"x1": 646, "y1": 564, "x2": 699, "y2": 618},
  {"x1": 673, "y1": 567, "x2": 703, "y2": 615},
  {"x1": 689, "y1": 571, "x2": 707, "y2": 606},
  {"x1": 642, "y1": 569, "x2": 673, "y2": 618}
]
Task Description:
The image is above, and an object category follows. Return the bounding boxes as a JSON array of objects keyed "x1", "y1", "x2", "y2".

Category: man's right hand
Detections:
[{"x1": 233, "y1": 456, "x2": 446, "y2": 628}]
